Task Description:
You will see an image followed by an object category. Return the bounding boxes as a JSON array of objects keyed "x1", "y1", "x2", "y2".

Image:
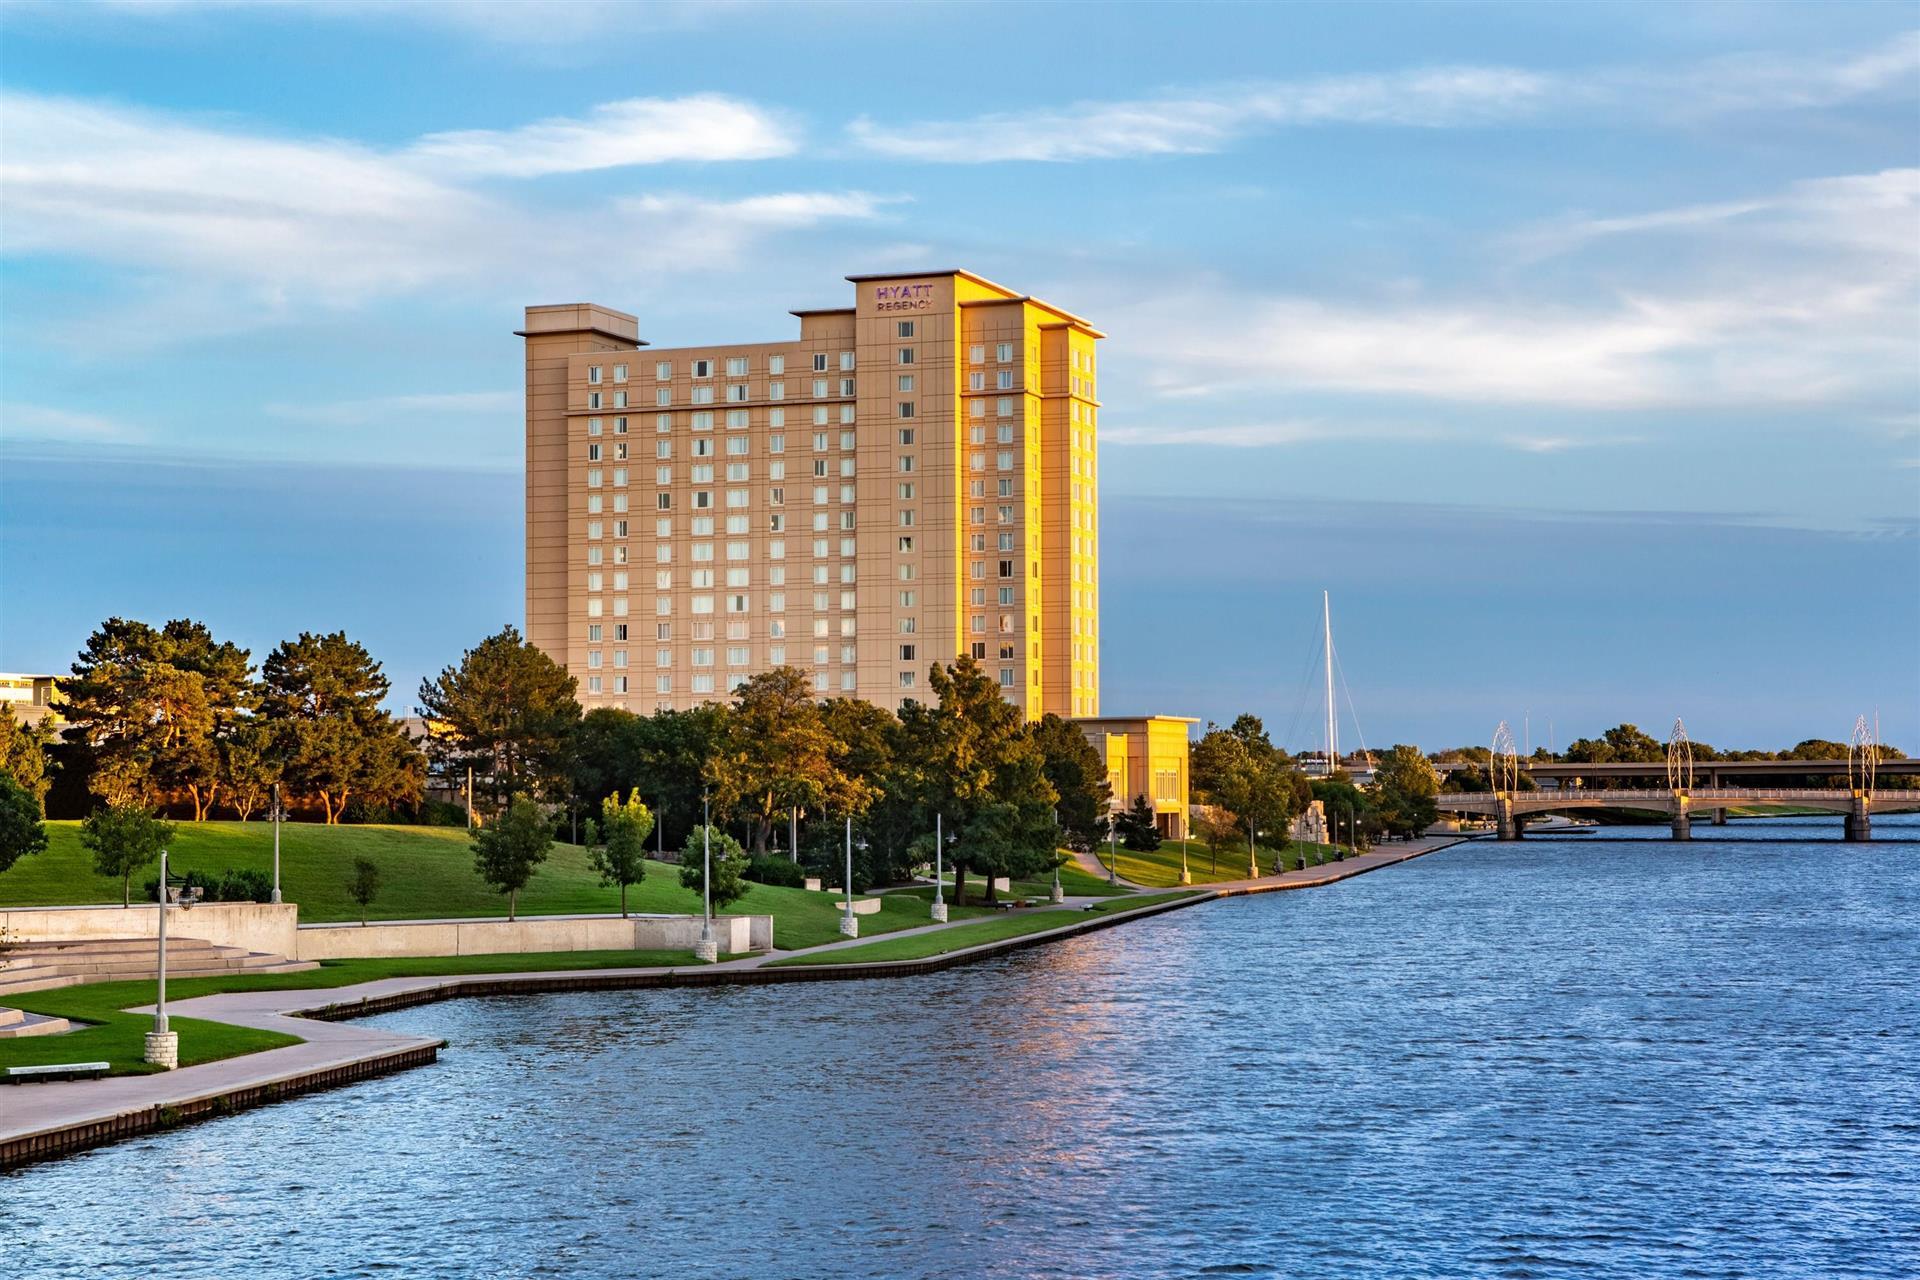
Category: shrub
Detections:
[{"x1": 744, "y1": 854, "x2": 805, "y2": 888}]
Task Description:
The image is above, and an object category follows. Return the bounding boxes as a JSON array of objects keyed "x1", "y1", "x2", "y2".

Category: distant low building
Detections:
[
  {"x1": 1076, "y1": 715, "x2": 1196, "y2": 839},
  {"x1": 0, "y1": 673, "x2": 62, "y2": 730}
]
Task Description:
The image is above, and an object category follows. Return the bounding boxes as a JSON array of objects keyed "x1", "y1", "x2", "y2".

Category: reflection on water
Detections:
[{"x1": 7, "y1": 816, "x2": 1918, "y2": 1279}]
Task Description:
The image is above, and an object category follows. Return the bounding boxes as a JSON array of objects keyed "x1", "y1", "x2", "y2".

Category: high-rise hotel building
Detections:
[{"x1": 521, "y1": 270, "x2": 1103, "y2": 720}]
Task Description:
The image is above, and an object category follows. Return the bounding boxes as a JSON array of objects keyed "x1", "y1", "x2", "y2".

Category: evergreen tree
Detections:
[
  {"x1": 418, "y1": 626, "x2": 581, "y2": 812},
  {"x1": 0, "y1": 772, "x2": 48, "y2": 875},
  {"x1": 1121, "y1": 793, "x2": 1163, "y2": 850}
]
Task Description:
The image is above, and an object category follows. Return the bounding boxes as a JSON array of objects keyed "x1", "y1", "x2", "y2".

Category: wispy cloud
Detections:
[
  {"x1": 1, "y1": 404, "x2": 148, "y2": 445},
  {"x1": 265, "y1": 391, "x2": 520, "y2": 426},
  {"x1": 409, "y1": 95, "x2": 795, "y2": 177},
  {"x1": 849, "y1": 32, "x2": 1920, "y2": 162},
  {"x1": 0, "y1": 91, "x2": 892, "y2": 315},
  {"x1": 1103, "y1": 420, "x2": 1439, "y2": 448}
]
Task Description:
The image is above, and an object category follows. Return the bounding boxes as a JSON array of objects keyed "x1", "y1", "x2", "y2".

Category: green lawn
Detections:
[
  {"x1": 0, "y1": 821, "x2": 980, "y2": 950},
  {"x1": 0, "y1": 949, "x2": 701, "y2": 1076},
  {"x1": 1094, "y1": 838, "x2": 1347, "y2": 888},
  {"x1": 765, "y1": 891, "x2": 1201, "y2": 966}
]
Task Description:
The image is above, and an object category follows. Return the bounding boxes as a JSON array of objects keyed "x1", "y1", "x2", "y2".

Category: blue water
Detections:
[{"x1": 6, "y1": 817, "x2": 1918, "y2": 1279}]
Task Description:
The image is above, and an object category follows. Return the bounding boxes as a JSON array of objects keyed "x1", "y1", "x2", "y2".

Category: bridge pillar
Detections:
[
  {"x1": 1712, "y1": 808, "x2": 1727, "y2": 825},
  {"x1": 1670, "y1": 793, "x2": 1690, "y2": 841},
  {"x1": 1496, "y1": 799, "x2": 1522, "y2": 841},
  {"x1": 1844, "y1": 798, "x2": 1872, "y2": 843}
]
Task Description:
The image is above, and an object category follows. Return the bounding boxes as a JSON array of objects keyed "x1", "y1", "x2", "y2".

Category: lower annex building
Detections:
[{"x1": 521, "y1": 268, "x2": 1187, "y2": 835}]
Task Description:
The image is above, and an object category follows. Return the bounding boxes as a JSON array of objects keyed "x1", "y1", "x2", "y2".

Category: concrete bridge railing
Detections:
[{"x1": 1435, "y1": 788, "x2": 1901, "y2": 841}]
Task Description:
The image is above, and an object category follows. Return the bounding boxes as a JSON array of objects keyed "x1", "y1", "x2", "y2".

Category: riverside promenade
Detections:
[{"x1": 1, "y1": 834, "x2": 1463, "y2": 1167}]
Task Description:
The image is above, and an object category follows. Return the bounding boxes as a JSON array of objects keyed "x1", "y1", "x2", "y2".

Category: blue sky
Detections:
[{"x1": 1, "y1": 0, "x2": 1915, "y2": 751}]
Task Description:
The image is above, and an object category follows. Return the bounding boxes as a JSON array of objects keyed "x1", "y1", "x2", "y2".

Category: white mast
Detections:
[{"x1": 1323, "y1": 591, "x2": 1337, "y2": 775}]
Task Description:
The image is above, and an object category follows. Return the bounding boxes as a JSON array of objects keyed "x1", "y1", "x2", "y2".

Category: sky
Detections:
[{"x1": 1, "y1": 0, "x2": 1916, "y2": 753}]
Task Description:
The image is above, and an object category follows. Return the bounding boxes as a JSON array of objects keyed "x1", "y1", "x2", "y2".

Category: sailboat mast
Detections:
[{"x1": 1323, "y1": 591, "x2": 1337, "y2": 775}]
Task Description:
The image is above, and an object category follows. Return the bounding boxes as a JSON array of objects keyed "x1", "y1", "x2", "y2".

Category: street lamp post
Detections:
[
  {"x1": 270, "y1": 782, "x2": 282, "y2": 904},
  {"x1": 1050, "y1": 806, "x2": 1065, "y2": 903},
  {"x1": 694, "y1": 790, "x2": 717, "y2": 963},
  {"x1": 931, "y1": 813, "x2": 948, "y2": 922},
  {"x1": 1108, "y1": 817, "x2": 1118, "y2": 886},
  {"x1": 839, "y1": 816, "x2": 859, "y2": 938},
  {"x1": 145, "y1": 850, "x2": 178, "y2": 1069}
]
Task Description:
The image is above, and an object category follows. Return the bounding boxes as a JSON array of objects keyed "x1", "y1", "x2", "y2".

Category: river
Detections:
[{"x1": 6, "y1": 816, "x2": 1917, "y2": 1279}]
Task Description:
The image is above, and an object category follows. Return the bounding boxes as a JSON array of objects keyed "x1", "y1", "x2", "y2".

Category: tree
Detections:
[
  {"x1": 679, "y1": 824, "x2": 749, "y2": 913},
  {"x1": 0, "y1": 772, "x2": 48, "y2": 875},
  {"x1": 708, "y1": 667, "x2": 856, "y2": 853},
  {"x1": 1120, "y1": 793, "x2": 1163, "y2": 850},
  {"x1": 1030, "y1": 714, "x2": 1111, "y2": 853},
  {"x1": 418, "y1": 626, "x2": 581, "y2": 813},
  {"x1": 1194, "y1": 803, "x2": 1239, "y2": 876},
  {"x1": 631, "y1": 705, "x2": 731, "y2": 854},
  {"x1": 1372, "y1": 744, "x2": 1441, "y2": 839},
  {"x1": 0, "y1": 706, "x2": 55, "y2": 811},
  {"x1": 262, "y1": 631, "x2": 421, "y2": 823},
  {"x1": 470, "y1": 796, "x2": 552, "y2": 920},
  {"x1": 80, "y1": 804, "x2": 175, "y2": 906},
  {"x1": 569, "y1": 708, "x2": 647, "y2": 821},
  {"x1": 346, "y1": 857, "x2": 381, "y2": 925},
  {"x1": 591, "y1": 789, "x2": 655, "y2": 917},
  {"x1": 219, "y1": 719, "x2": 281, "y2": 821}
]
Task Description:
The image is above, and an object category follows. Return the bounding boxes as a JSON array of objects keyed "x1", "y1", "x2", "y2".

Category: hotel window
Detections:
[
  {"x1": 588, "y1": 391, "x2": 602, "y2": 409},
  {"x1": 691, "y1": 648, "x2": 714, "y2": 667},
  {"x1": 656, "y1": 362, "x2": 672, "y2": 381},
  {"x1": 614, "y1": 442, "x2": 629, "y2": 460},
  {"x1": 614, "y1": 417, "x2": 627, "y2": 434},
  {"x1": 839, "y1": 351, "x2": 855, "y2": 371},
  {"x1": 613, "y1": 364, "x2": 628, "y2": 382},
  {"x1": 612, "y1": 390, "x2": 627, "y2": 408},
  {"x1": 840, "y1": 406, "x2": 855, "y2": 425},
  {"x1": 770, "y1": 487, "x2": 785, "y2": 506},
  {"x1": 899, "y1": 510, "x2": 915, "y2": 527},
  {"x1": 812, "y1": 432, "x2": 829, "y2": 451},
  {"x1": 897, "y1": 321, "x2": 915, "y2": 338},
  {"x1": 812, "y1": 379, "x2": 829, "y2": 398},
  {"x1": 588, "y1": 366, "x2": 603, "y2": 384},
  {"x1": 726, "y1": 409, "x2": 749, "y2": 429},
  {"x1": 899, "y1": 671, "x2": 916, "y2": 689},
  {"x1": 656, "y1": 388, "x2": 671, "y2": 407},
  {"x1": 997, "y1": 397, "x2": 1013, "y2": 416},
  {"x1": 900, "y1": 618, "x2": 917, "y2": 634},
  {"x1": 969, "y1": 400, "x2": 985, "y2": 419},
  {"x1": 691, "y1": 412, "x2": 714, "y2": 432},
  {"x1": 812, "y1": 485, "x2": 829, "y2": 505},
  {"x1": 999, "y1": 559, "x2": 1014, "y2": 578},
  {"x1": 692, "y1": 359, "x2": 712, "y2": 378},
  {"x1": 767, "y1": 433, "x2": 786, "y2": 455},
  {"x1": 813, "y1": 353, "x2": 828, "y2": 372},
  {"x1": 997, "y1": 451, "x2": 1013, "y2": 471},
  {"x1": 898, "y1": 402, "x2": 915, "y2": 419},
  {"x1": 897, "y1": 347, "x2": 915, "y2": 365},
  {"x1": 999, "y1": 668, "x2": 1015, "y2": 687},
  {"x1": 726, "y1": 490, "x2": 748, "y2": 508},
  {"x1": 726, "y1": 463, "x2": 749, "y2": 482},
  {"x1": 897, "y1": 428, "x2": 915, "y2": 445},
  {"x1": 968, "y1": 372, "x2": 985, "y2": 391},
  {"x1": 693, "y1": 491, "x2": 713, "y2": 509},
  {"x1": 839, "y1": 456, "x2": 856, "y2": 477},
  {"x1": 727, "y1": 646, "x2": 750, "y2": 667},
  {"x1": 769, "y1": 381, "x2": 785, "y2": 400},
  {"x1": 996, "y1": 371, "x2": 1013, "y2": 390},
  {"x1": 656, "y1": 413, "x2": 672, "y2": 432},
  {"x1": 998, "y1": 531, "x2": 1015, "y2": 551},
  {"x1": 612, "y1": 649, "x2": 628, "y2": 669},
  {"x1": 768, "y1": 355, "x2": 785, "y2": 375},
  {"x1": 898, "y1": 482, "x2": 915, "y2": 500},
  {"x1": 656, "y1": 441, "x2": 672, "y2": 460},
  {"x1": 998, "y1": 479, "x2": 1014, "y2": 498},
  {"x1": 588, "y1": 444, "x2": 602, "y2": 461},
  {"x1": 897, "y1": 536, "x2": 914, "y2": 552},
  {"x1": 839, "y1": 484, "x2": 855, "y2": 503},
  {"x1": 997, "y1": 424, "x2": 1015, "y2": 444},
  {"x1": 812, "y1": 406, "x2": 830, "y2": 426},
  {"x1": 656, "y1": 466, "x2": 673, "y2": 485},
  {"x1": 725, "y1": 435, "x2": 750, "y2": 456},
  {"x1": 996, "y1": 342, "x2": 1013, "y2": 363},
  {"x1": 588, "y1": 675, "x2": 603, "y2": 694},
  {"x1": 999, "y1": 587, "x2": 1015, "y2": 605},
  {"x1": 998, "y1": 504, "x2": 1013, "y2": 522},
  {"x1": 691, "y1": 386, "x2": 714, "y2": 405},
  {"x1": 726, "y1": 357, "x2": 748, "y2": 376},
  {"x1": 587, "y1": 418, "x2": 603, "y2": 436},
  {"x1": 969, "y1": 344, "x2": 985, "y2": 364},
  {"x1": 839, "y1": 378, "x2": 856, "y2": 397},
  {"x1": 692, "y1": 464, "x2": 714, "y2": 483},
  {"x1": 727, "y1": 385, "x2": 748, "y2": 402},
  {"x1": 611, "y1": 468, "x2": 627, "y2": 487},
  {"x1": 587, "y1": 468, "x2": 604, "y2": 488}
]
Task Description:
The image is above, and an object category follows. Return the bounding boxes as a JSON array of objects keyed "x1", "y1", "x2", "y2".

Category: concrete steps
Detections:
[
  {"x1": 0, "y1": 1006, "x2": 72, "y2": 1038},
  {"x1": 0, "y1": 936, "x2": 317, "y2": 997}
]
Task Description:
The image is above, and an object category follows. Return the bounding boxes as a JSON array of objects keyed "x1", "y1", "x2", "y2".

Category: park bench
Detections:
[{"x1": 5, "y1": 1061, "x2": 110, "y2": 1084}]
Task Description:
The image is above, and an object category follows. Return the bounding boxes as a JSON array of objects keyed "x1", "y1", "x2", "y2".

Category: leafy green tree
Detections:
[
  {"x1": 1194, "y1": 803, "x2": 1239, "y2": 876},
  {"x1": 346, "y1": 857, "x2": 381, "y2": 925},
  {"x1": 1372, "y1": 743, "x2": 1441, "y2": 838},
  {"x1": 418, "y1": 626, "x2": 581, "y2": 812},
  {"x1": 219, "y1": 719, "x2": 282, "y2": 821},
  {"x1": 820, "y1": 697, "x2": 905, "y2": 875},
  {"x1": 1120, "y1": 793, "x2": 1163, "y2": 850},
  {"x1": 80, "y1": 804, "x2": 175, "y2": 906},
  {"x1": 569, "y1": 708, "x2": 646, "y2": 819},
  {"x1": 0, "y1": 772, "x2": 48, "y2": 874},
  {"x1": 679, "y1": 824, "x2": 749, "y2": 912},
  {"x1": 470, "y1": 795, "x2": 552, "y2": 920},
  {"x1": 1030, "y1": 713, "x2": 1111, "y2": 853},
  {"x1": 263, "y1": 631, "x2": 421, "y2": 823},
  {"x1": 709, "y1": 667, "x2": 860, "y2": 853},
  {"x1": 0, "y1": 705, "x2": 55, "y2": 810},
  {"x1": 592, "y1": 789, "x2": 655, "y2": 916},
  {"x1": 632, "y1": 704, "x2": 731, "y2": 853}
]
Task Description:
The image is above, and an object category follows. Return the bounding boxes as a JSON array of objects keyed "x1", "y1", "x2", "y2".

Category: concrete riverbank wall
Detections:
[{"x1": 294, "y1": 914, "x2": 772, "y2": 960}]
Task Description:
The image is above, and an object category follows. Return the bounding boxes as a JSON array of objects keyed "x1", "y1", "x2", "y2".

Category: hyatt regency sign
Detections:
[{"x1": 873, "y1": 283, "x2": 935, "y2": 312}]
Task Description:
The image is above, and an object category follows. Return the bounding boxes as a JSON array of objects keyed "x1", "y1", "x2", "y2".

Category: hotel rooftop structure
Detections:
[{"x1": 521, "y1": 270, "x2": 1104, "y2": 720}]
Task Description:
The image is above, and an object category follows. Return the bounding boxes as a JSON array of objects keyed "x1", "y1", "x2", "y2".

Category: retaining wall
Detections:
[
  {"x1": 0, "y1": 903, "x2": 299, "y2": 958},
  {"x1": 293, "y1": 914, "x2": 770, "y2": 960}
]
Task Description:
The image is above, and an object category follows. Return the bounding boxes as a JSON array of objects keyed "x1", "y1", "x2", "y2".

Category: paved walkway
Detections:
[{"x1": 2, "y1": 835, "x2": 1466, "y2": 1159}]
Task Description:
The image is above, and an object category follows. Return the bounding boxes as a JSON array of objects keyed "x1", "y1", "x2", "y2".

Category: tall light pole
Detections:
[
  {"x1": 465, "y1": 765, "x2": 474, "y2": 830},
  {"x1": 839, "y1": 816, "x2": 859, "y2": 938},
  {"x1": 694, "y1": 789, "x2": 717, "y2": 963},
  {"x1": 270, "y1": 781, "x2": 282, "y2": 904},
  {"x1": 145, "y1": 850, "x2": 178, "y2": 1069},
  {"x1": 1108, "y1": 816, "x2": 1118, "y2": 886},
  {"x1": 931, "y1": 812, "x2": 948, "y2": 922},
  {"x1": 1050, "y1": 806, "x2": 1065, "y2": 903}
]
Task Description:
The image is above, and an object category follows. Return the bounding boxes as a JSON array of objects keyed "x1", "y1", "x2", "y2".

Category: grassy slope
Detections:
[
  {"x1": 0, "y1": 950, "x2": 700, "y2": 1075},
  {"x1": 766, "y1": 892, "x2": 1200, "y2": 966},
  {"x1": 1097, "y1": 838, "x2": 1347, "y2": 888},
  {"x1": 0, "y1": 821, "x2": 984, "y2": 949}
]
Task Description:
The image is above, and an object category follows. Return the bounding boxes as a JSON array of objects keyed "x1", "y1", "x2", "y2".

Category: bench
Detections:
[{"x1": 5, "y1": 1061, "x2": 110, "y2": 1084}]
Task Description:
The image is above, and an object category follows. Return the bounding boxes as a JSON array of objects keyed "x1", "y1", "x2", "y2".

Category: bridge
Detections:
[{"x1": 1434, "y1": 718, "x2": 1918, "y2": 841}]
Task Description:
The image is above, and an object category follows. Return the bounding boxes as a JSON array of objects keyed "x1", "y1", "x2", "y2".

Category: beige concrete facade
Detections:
[
  {"x1": 1078, "y1": 715, "x2": 1197, "y2": 839},
  {"x1": 522, "y1": 271, "x2": 1103, "y2": 719}
]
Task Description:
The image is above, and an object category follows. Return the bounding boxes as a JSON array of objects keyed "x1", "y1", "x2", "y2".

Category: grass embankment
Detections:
[
  {"x1": 0, "y1": 949, "x2": 700, "y2": 1076},
  {"x1": 0, "y1": 821, "x2": 984, "y2": 950},
  {"x1": 878, "y1": 856, "x2": 1129, "y2": 906},
  {"x1": 1092, "y1": 838, "x2": 1347, "y2": 888},
  {"x1": 766, "y1": 892, "x2": 1200, "y2": 967}
]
